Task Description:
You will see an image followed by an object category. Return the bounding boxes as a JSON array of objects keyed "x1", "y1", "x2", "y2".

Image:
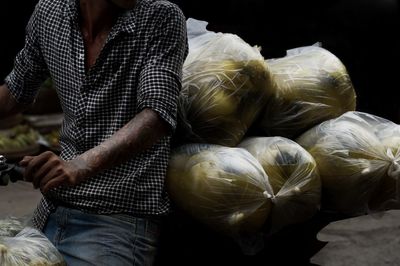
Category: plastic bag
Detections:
[
  {"x1": 167, "y1": 143, "x2": 274, "y2": 254},
  {"x1": 296, "y1": 111, "x2": 400, "y2": 215},
  {"x1": 239, "y1": 137, "x2": 321, "y2": 232},
  {"x1": 259, "y1": 45, "x2": 356, "y2": 139},
  {"x1": 0, "y1": 217, "x2": 25, "y2": 237},
  {"x1": 368, "y1": 118, "x2": 400, "y2": 211},
  {"x1": 0, "y1": 227, "x2": 66, "y2": 266},
  {"x1": 178, "y1": 19, "x2": 276, "y2": 146}
]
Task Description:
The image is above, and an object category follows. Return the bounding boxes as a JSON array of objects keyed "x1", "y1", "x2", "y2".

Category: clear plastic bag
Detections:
[
  {"x1": 178, "y1": 19, "x2": 276, "y2": 146},
  {"x1": 0, "y1": 217, "x2": 25, "y2": 238},
  {"x1": 259, "y1": 45, "x2": 356, "y2": 139},
  {"x1": 367, "y1": 116, "x2": 400, "y2": 211},
  {"x1": 296, "y1": 111, "x2": 400, "y2": 215},
  {"x1": 0, "y1": 227, "x2": 66, "y2": 266},
  {"x1": 239, "y1": 137, "x2": 321, "y2": 232},
  {"x1": 167, "y1": 143, "x2": 274, "y2": 254}
]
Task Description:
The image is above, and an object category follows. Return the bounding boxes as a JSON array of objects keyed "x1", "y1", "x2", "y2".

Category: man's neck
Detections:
[{"x1": 79, "y1": 0, "x2": 120, "y2": 41}]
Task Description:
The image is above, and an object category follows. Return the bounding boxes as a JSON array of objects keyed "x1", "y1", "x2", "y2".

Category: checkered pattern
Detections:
[{"x1": 5, "y1": 0, "x2": 188, "y2": 230}]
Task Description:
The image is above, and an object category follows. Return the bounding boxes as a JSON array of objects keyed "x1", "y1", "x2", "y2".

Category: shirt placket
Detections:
[
  {"x1": 72, "y1": 21, "x2": 89, "y2": 153},
  {"x1": 73, "y1": 19, "x2": 125, "y2": 152}
]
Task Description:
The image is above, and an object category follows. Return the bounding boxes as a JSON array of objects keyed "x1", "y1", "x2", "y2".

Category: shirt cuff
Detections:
[
  {"x1": 137, "y1": 99, "x2": 177, "y2": 132},
  {"x1": 137, "y1": 68, "x2": 181, "y2": 132},
  {"x1": 4, "y1": 71, "x2": 35, "y2": 104}
]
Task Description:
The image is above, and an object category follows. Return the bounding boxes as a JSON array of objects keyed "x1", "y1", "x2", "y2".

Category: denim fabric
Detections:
[{"x1": 43, "y1": 206, "x2": 162, "y2": 266}]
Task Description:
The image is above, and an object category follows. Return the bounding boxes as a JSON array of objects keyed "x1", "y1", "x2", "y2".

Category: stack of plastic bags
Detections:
[
  {"x1": 178, "y1": 19, "x2": 357, "y2": 144},
  {"x1": 167, "y1": 18, "x2": 399, "y2": 256}
]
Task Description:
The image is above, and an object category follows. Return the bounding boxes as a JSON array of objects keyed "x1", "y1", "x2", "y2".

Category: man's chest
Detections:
[
  {"x1": 82, "y1": 33, "x2": 109, "y2": 72},
  {"x1": 44, "y1": 14, "x2": 144, "y2": 69},
  {"x1": 42, "y1": 23, "x2": 147, "y2": 87}
]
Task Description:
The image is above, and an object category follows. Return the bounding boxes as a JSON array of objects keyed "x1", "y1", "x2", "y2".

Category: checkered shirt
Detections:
[{"x1": 5, "y1": 0, "x2": 188, "y2": 230}]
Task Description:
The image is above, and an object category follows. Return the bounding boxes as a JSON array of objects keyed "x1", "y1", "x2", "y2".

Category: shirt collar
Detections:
[
  {"x1": 114, "y1": 9, "x2": 137, "y2": 35},
  {"x1": 64, "y1": 0, "x2": 139, "y2": 35},
  {"x1": 64, "y1": 0, "x2": 79, "y2": 20}
]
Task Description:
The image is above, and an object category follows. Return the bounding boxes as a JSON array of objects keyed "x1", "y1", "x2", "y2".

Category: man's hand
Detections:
[{"x1": 20, "y1": 151, "x2": 90, "y2": 193}]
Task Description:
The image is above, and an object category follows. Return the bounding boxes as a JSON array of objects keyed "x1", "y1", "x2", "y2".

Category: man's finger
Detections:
[
  {"x1": 42, "y1": 177, "x2": 65, "y2": 194},
  {"x1": 32, "y1": 159, "x2": 59, "y2": 189},
  {"x1": 19, "y1": 156, "x2": 34, "y2": 167},
  {"x1": 39, "y1": 166, "x2": 63, "y2": 191},
  {"x1": 24, "y1": 152, "x2": 54, "y2": 182}
]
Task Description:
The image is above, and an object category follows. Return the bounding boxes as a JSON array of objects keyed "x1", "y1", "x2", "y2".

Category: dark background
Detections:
[{"x1": 1, "y1": 0, "x2": 399, "y2": 123}]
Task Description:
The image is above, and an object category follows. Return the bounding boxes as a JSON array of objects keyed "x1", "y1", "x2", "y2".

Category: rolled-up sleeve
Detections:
[
  {"x1": 137, "y1": 3, "x2": 188, "y2": 131},
  {"x1": 4, "y1": 2, "x2": 49, "y2": 104}
]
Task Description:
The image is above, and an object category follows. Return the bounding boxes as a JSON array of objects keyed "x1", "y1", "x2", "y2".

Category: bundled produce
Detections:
[
  {"x1": 259, "y1": 45, "x2": 356, "y2": 139},
  {"x1": 0, "y1": 125, "x2": 40, "y2": 159},
  {"x1": 296, "y1": 111, "x2": 400, "y2": 215},
  {"x1": 178, "y1": 19, "x2": 276, "y2": 146},
  {"x1": 239, "y1": 137, "x2": 321, "y2": 232},
  {"x1": 167, "y1": 143, "x2": 274, "y2": 249},
  {"x1": 0, "y1": 227, "x2": 66, "y2": 266}
]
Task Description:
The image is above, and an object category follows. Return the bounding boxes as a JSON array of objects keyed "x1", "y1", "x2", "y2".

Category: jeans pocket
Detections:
[{"x1": 145, "y1": 218, "x2": 162, "y2": 240}]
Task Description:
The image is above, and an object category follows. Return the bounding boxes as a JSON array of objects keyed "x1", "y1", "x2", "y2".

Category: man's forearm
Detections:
[
  {"x1": 73, "y1": 108, "x2": 171, "y2": 180},
  {"x1": 0, "y1": 84, "x2": 27, "y2": 118}
]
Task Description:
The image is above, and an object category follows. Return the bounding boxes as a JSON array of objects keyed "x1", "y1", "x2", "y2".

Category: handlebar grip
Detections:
[
  {"x1": 0, "y1": 165, "x2": 25, "y2": 185},
  {"x1": 9, "y1": 165, "x2": 25, "y2": 183}
]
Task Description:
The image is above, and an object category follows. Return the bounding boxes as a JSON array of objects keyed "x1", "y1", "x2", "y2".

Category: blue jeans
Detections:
[{"x1": 43, "y1": 206, "x2": 162, "y2": 266}]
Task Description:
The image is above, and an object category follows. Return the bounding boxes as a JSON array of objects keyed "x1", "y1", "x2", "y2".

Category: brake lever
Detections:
[{"x1": 0, "y1": 155, "x2": 25, "y2": 186}]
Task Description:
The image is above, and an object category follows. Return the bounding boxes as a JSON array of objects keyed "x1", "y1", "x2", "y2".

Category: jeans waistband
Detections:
[{"x1": 54, "y1": 204, "x2": 163, "y2": 224}]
